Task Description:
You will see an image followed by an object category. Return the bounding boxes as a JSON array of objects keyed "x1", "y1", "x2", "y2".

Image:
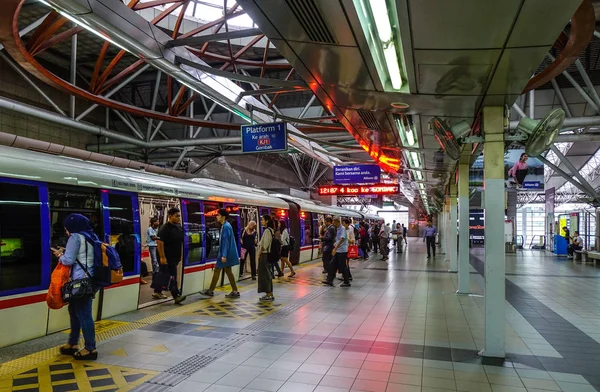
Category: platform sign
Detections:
[
  {"x1": 241, "y1": 121, "x2": 287, "y2": 153},
  {"x1": 333, "y1": 164, "x2": 380, "y2": 185},
  {"x1": 318, "y1": 184, "x2": 398, "y2": 196}
]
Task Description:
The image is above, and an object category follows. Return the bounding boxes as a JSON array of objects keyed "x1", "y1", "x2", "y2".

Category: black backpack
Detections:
[
  {"x1": 289, "y1": 236, "x2": 296, "y2": 252},
  {"x1": 268, "y1": 228, "x2": 281, "y2": 264}
]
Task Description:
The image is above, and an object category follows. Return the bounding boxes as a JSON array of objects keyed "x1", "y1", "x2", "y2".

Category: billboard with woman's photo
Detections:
[{"x1": 469, "y1": 149, "x2": 544, "y2": 191}]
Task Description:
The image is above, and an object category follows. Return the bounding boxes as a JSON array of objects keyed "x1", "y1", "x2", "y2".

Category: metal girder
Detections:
[
  {"x1": 177, "y1": 56, "x2": 306, "y2": 88},
  {"x1": 551, "y1": 79, "x2": 573, "y2": 117},
  {"x1": 548, "y1": 145, "x2": 600, "y2": 200},
  {"x1": 548, "y1": 53, "x2": 600, "y2": 114},
  {"x1": 509, "y1": 116, "x2": 600, "y2": 130},
  {"x1": 168, "y1": 27, "x2": 262, "y2": 47},
  {"x1": 239, "y1": 86, "x2": 311, "y2": 96},
  {"x1": 554, "y1": 134, "x2": 600, "y2": 142},
  {"x1": 538, "y1": 155, "x2": 600, "y2": 203}
]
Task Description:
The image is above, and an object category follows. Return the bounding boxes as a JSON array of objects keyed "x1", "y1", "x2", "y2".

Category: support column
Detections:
[
  {"x1": 448, "y1": 184, "x2": 458, "y2": 272},
  {"x1": 440, "y1": 203, "x2": 447, "y2": 255},
  {"x1": 457, "y1": 161, "x2": 470, "y2": 294},
  {"x1": 481, "y1": 106, "x2": 506, "y2": 358}
]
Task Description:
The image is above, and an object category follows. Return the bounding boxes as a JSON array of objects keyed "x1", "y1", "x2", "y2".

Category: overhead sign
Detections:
[
  {"x1": 333, "y1": 164, "x2": 380, "y2": 185},
  {"x1": 241, "y1": 122, "x2": 287, "y2": 153},
  {"x1": 318, "y1": 184, "x2": 399, "y2": 196}
]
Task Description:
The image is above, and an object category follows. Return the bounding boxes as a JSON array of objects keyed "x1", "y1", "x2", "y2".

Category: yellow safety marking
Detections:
[
  {"x1": 62, "y1": 320, "x2": 129, "y2": 335},
  {"x1": 149, "y1": 344, "x2": 169, "y2": 353},
  {"x1": 0, "y1": 259, "x2": 324, "y2": 379},
  {"x1": 185, "y1": 300, "x2": 283, "y2": 320},
  {"x1": 195, "y1": 326, "x2": 215, "y2": 331},
  {"x1": 8, "y1": 360, "x2": 156, "y2": 392},
  {"x1": 109, "y1": 348, "x2": 128, "y2": 358}
]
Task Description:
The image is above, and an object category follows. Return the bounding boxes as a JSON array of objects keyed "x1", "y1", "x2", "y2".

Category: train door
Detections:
[
  {"x1": 47, "y1": 186, "x2": 103, "y2": 333},
  {"x1": 181, "y1": 199, "x2": 205, "y2": 296},
  {"x1": 239, "y1": 206, "x2": 258, "y2": 279},
  {"x1": 203, "y1": 202, "x2": 221, "y2": 288},
  {"x1": 286, "y1": 204, "x2": 301, "y2": 265},
  {"x1": 137, "y1": 196, "x2": 180, "y2": 308},
  {"x1": 100, "y1": 190, "x2": 141, "y2": 319}
]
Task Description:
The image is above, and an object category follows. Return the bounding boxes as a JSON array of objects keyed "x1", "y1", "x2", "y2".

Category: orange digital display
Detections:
[{"x1": 317, "y1": 184, "x2": 399, "y2": 196}]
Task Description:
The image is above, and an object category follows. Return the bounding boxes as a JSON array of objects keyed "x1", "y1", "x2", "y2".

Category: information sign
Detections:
[
  {"x1": 333, "y1": 164, "x2": 380, "y2": 184},
  {"x1": 241, "y1": 122, "x2": 287, "y2": 153},
  {"x1": 318, "y1": 184, "x2": 399, "y2": 196}
]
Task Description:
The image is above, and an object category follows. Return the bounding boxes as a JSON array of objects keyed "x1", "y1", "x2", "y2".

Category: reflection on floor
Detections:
[{"x1": 2, "y1": 238, "x2": 600, "y2": 391}]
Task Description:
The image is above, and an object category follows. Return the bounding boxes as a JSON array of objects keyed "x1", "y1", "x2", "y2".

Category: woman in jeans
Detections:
[
  {"x1": 52, "y1": 214, "x2": 98, "y2": 360},
  {"x1": 257, "y1": 215, "x2": 275, "y2": 301},
  {"x1": 279, "y1": 220, "x2": 296, "y2": 278},
  {"x1": 240, "y1": 221, "x2": 258, "y2": 279}
]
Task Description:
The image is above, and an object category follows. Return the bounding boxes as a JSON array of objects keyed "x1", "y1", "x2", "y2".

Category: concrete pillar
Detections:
[
  {"x1": 448, "y1": 184, "x2": 458, "y2": 272},
  {"x1": 481, "y1": 106, "x2": 506, "y2": 359},
  {"x1": 457, "y1": 161, "x2": 470, "y2": 294},
  {"x1": 440, "y1": 202, "x2": 447, "y2": 255}
]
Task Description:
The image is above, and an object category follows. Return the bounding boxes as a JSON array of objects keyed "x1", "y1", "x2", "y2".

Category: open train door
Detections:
[{"x1": 286, "y1": 202, "x2": 301, "y2": 265}]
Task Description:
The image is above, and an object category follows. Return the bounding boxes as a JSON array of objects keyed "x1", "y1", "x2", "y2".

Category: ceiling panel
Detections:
[
  {"x1": 408, "y1": 0, "x2": 522, "y2": 49},
  {"x1": 507, "y1": 0, "x2": 582, "y2": 48},
  {"x1": 566, "y1": 143, "x2": 600, "y2": 156},
  {"x1": 487, "y1": 46, "x2": 551, "y2": 95}
]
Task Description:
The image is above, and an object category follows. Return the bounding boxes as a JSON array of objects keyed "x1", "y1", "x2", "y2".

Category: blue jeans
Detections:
[
  {"x1": 149, "y1": 246, "x2": 159, "y2": 271},
  {"x1": 68, "y1": 298, "x2": 96, "y2": 351}
]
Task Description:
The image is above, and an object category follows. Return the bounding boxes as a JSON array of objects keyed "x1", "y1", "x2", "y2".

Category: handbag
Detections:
[
  {"x1": 240, "y1": 247, "x2": 247, "y2": 261},
  {"x1": 47, "y1": 263, "x2": 71, "y2": 309},
  {"x1": 61, "y1": 241, "x2": 96, "y2": 303},
  {"x1": 348, "y1": 245, "x2": 359, "y2": 259},
  {"x1": 151, "y1": 264, "x2": 171, "y2": 291}
]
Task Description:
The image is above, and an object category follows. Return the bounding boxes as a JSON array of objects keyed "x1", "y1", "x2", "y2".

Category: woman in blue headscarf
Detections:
[{"x1": 52, "y1": 214, "x2": 98, "y2": 360}]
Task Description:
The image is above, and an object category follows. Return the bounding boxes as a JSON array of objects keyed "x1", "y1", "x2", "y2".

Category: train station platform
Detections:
[{"x1": 1, "y1": 239, "x2": 600, "y2": 392}]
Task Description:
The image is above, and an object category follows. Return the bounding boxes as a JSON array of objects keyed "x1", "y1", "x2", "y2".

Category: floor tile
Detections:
[
  {"x1": 245, "y1": 378, "x2": 285, "y2": 392},
  {"x1": 387, "y1": 372, "x2": 421, "y2": 386},
  {"x1": 519, "y1": 378, "x2": 561, "y2": 391},
  {"x1": 385, "y1": 383, "x2": 420, "y2": 392},
  {"x1": 455, "y1": 380, "x2": 492, "y2": 392},
  {"x1": 351, "y1": 378, "x2": 388, "y2": 392},
  {"x1": 278, "y1": 381, "x2": 318, "y2": 392},
  {"x1": 422, "y1": 376, "x2": 457, "y2": 390}
]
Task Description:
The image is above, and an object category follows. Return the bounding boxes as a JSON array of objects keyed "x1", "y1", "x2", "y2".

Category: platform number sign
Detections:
[{"x1": 241, "y1": 121, "x2": 288, "y2": 153}]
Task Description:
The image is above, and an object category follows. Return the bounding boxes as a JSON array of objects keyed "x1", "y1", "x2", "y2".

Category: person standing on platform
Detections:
[
  {"x1": 567, "y1": 231, "x2": 583, "y2": 259},
  {"x1": 371, "y1": 223, "x2": 379, "y2": 254},
  {"x1": 423, "y1": 220, "x2": 438, "y2": 258},
  {"x1": 321, "y1": 216, "x2": 336, "y2": 276},
  {"x1": 257, "y1": 215, "x2": 275, "y2": 301},
  {"x1": 240, "y1": 221, "x2": 258, "y2": 280},
  {"x1": 402, "y1": 223, "x2": 408, "y2": 244},
  {"x1": 379, "y1": 223, "x2": 390, "y2": 261},
  {"x1": 323, "y1": 218, "x2": 350, "y2": 287},
  {"x1": 55, "y1": 214, "x2": 98, "y2": 360},
  {"x1": 157, "y1": 207, "x2": 187, "y2": 304},
  {"x1": 279, "y1": 220, "x2": 296, "y2": 277},
  {"x1": 563, "y1": 226, "x2": 571, "y2": 245},
  {"x1": 200, "y1": 208, "x2": 240, "y2": 298},
  {"x1": 359, "y1": 222, "x2": 369, "y2": 260}
]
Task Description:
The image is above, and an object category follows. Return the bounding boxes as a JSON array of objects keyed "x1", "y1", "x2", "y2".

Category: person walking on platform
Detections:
[
  {"x1": 200, "y1": 209, "x2": 240, "y2": 298},
  {"x1": 371, "y1": 223, "x2": 379, "y2": 254},
  {"x1": 240, "y1": 221, "x2": 258, "y2": 280},
  {"x1": 379, "y1": 223, "x2": 390, "y2": 261},
  {"x1": 257, "y1": 215, "x2": 275, "y2": 301},
  {"x1": 157, "y1": 207, "x2": 187, "y2": 304},
  {"x1": 279, "y1": 220, "x2": 296, "y2": 277},
  {"x1": 319, "y1": 218, "x2": 328, "y2": 272},
  {"x1": 359, "y1": 222, "x2": 369, "y2": 260},
  {"x1": 55, "y1": 214, "x2": 98, "y2": 360},
  {"x1": 342, "y1": 218, "x2": 354, "y2": 281},
  {"x1": 567, "y1": 231, "x2": 583, "y2": 259},
  {"x1": 423, "y1": 220, "x2": 438, "y2": 258},
  {"x1": 402, "y1": 223, "x2": 408, "y2": 244},
  {"x1": 323, "y1": 218, "x2": 350, "y2": 287}
]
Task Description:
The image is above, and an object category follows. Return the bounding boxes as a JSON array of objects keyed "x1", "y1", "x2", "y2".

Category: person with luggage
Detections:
[
  {"x1": 200, "y1": 208, "x2": 240, "y2": 298},
  {"x1": 156, "y1": 207, "x2": 187, "y2": 304},
  {"x1": 54, "y1": 214, "x2": 98, "y2": 360},
  {"x1": 257, "y1": 215, "x2": 276, "y2": 301}
]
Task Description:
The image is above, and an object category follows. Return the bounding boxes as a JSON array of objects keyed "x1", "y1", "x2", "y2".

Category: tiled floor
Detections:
[{"x1": 3, "y1": 238, "x2": 600, "y2": 392}]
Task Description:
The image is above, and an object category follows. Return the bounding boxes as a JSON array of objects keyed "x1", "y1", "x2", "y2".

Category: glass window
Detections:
[
  {"x1": 184, "y1": 201, "x2": 204, "y2": 265},
  {"x1": 107, "y1": 193, "x2": 137, "y2": 274},
  {"x1": 204, "y1": 202, "x2": 220, "y2": 260},
  {"x1": 0, "y1": 183, "x2": 43, "y2": 293},
  {"x1": 313, "y1": 213, "x2": 322, "y2": 245},
  {"x1": 225, "y1": 205, "x2": 241, "y2": 248}
]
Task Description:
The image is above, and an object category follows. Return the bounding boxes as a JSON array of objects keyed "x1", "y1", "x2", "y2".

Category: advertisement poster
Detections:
[{"x1": 469, "y1": 149, "x2": 544, "y2": 191}]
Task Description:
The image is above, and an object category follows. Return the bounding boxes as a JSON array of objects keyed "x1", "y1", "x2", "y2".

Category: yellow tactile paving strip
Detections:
[
  {"x1": 184, "y1": 300, "x2": 283, "y2": 319},
  {"x1": 0, "y1": 260, "x2": 322, "y2": 385}
]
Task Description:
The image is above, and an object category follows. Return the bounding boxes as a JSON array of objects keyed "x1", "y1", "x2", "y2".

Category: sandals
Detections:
[
  {"x1": 73, "y1": 350, "x2": 98, "y2": 361},
  {"x1": 59, "y1": 345, "x2": 78, "y2": 356},
  {"x1": 288, "y1": 272, "x2": 296, "y2": 278}
]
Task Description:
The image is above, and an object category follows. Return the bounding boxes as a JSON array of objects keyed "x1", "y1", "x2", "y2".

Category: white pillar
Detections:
[
  {"x1": 448, "y1": 185, "x2": 458, "y2": 272},
  {"x1": 440, "y1": 206, "x2": 447, "y2": 255},
  {"x1": 457, "y1": 162, "x2": 470, "y2": 294},
  {"x1": 481, "y1": 106, "x2": 506, "y2": 358}
]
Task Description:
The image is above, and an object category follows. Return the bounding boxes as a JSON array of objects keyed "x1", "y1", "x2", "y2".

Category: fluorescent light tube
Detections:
[
  {"x1": 384, "y1": 43, "x2": 402, "y2": 90},
  {"x1": 369, "y1": 0, "x2": 391, "y2": 42}
]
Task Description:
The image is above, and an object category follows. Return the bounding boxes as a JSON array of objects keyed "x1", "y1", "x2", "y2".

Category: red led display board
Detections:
[{"x1": 317, "y1": 184, "x2": 399, "y2": 196}]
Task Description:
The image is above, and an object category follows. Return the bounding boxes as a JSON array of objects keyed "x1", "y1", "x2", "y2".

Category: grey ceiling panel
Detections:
[
  {"x1": 507, "y1": 0, "x2": 582, "y2": 48},
  {"x1": 408, "y1": 0, "x2": 522, "y2": 49},
  {"x1": 487, "y1": 46, "x2": 551, "y2": 95}
]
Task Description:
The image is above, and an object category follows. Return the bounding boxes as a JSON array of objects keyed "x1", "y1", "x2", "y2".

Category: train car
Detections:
[{"x1": 0, "y1": 145, "x2": 363, "y2": 348}]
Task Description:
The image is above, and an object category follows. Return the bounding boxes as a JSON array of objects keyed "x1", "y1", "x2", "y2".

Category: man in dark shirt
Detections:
[
  {"x1": 563, "y1": 226, "x2": 571, "y2": 245},
  {"x1": 321, "y1": 216, "x2": 336, "y2": 276},
  {"x1": 157, "y1": 207, "x2": 186, "y2": 304}
]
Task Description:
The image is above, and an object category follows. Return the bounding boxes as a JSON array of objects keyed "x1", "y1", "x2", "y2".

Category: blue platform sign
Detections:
[
  {"x1": 241, "y1": 122, "x2": 287, "y2": 153},
  {"x1": 333, "y1": 164, "x2": 381, "y2": 185}
]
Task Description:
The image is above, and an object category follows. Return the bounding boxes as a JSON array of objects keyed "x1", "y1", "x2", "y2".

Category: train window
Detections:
[
  {"x1": 313, "y1": 213, "x2": 321, "y2": 245},
  {"x1": 49, "y1": 187, "x2": 102, "y2": 268},
  {"x1": 204, "y1": 202, "x2": 220, "y2": 260},
  {"x1": 0, "y1": 183, "x2": 43, "y2": 293},
  {"x1": 107, "y1": 193, "x2": 137, "y2": 274},
  {"x1": 225, "y1": 205, "x2": 241, "y2": 248},
  {"x1": 303, "y1": 212, "x2": 313, "y2": 246},
  {"x1": 184, "y1": 201, "x2": 204, "y2": 265}
]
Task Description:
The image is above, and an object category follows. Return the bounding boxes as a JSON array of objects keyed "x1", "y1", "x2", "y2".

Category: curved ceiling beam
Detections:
[{"x1": 522, "y1": 0, "x2": 594, "y2": 93}]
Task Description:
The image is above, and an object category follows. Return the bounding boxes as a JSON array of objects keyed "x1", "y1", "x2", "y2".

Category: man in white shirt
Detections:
[
  {"x1": 567, "y1": 231, "x2": 583, "y2": 259},
  {"x1": 379, "y1": 223, "x2": 391, "y2": 261}
]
